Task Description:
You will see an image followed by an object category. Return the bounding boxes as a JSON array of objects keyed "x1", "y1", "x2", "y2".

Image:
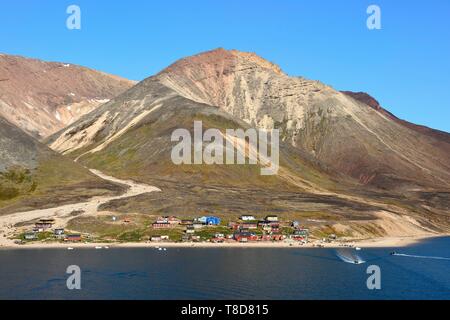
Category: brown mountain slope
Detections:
[
  {"x1": 342, "y1": 91, "x2": 450, "y2": 144},
  {"x1": 0, "y1": 53, "x2": 135, "y2": 139},
  {"x1": 156, "y1": 48, "x2": 450, "y2": 191}
]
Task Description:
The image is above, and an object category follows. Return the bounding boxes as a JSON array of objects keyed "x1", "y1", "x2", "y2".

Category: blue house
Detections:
[{"x1": 198, "y1": 216, "x2": 221, "y2": 225}]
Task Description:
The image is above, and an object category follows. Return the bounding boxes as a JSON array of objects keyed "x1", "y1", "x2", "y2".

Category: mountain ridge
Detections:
[
  {"x1": 155, "y1": 49, "x2": 450, "y2": 190},
  {"x1": 342, "y1": 90, "x2": 450, "y2": 142},
  {"x1": 0, "y1": 53, "x2": 135, "y2": 139},
  {"x1": 47, "y1": 49, "x2": 450, "y2": 191}
]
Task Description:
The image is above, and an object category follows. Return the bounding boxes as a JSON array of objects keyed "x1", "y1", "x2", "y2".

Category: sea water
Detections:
[{"x1": 1, "y1": 237, "x2": 449, "y2": 300}]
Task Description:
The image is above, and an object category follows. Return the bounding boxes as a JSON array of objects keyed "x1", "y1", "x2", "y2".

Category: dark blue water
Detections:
[{"x1": 1, "y1": 237, "x2": 449, "y2": 300}]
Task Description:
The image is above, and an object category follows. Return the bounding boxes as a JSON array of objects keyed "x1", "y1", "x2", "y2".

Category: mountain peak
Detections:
[{"x1": 159, "y1": 48, "x2": 284, "y2": 77}]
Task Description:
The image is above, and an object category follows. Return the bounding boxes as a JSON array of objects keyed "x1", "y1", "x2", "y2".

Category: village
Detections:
[
  {"x1": 151, "y1": 214, "x2": 310, "y2": 244},
  {"x1": 15, "y1": 214, "x2": 325, "y2": 246}
]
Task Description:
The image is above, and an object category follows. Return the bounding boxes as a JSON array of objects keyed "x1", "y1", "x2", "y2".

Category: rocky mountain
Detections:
[
  {"x1": 0, "y1": 116, "x2": 124, "y2": 214},
  {"x1": 46, "y1": 48, "x2": 450, "y2": 237},
  {"x1": 342, "y1": 91, "x2": 450, "y2": 143},
  {"x1": 156, "y1": 49, "x2": 450, "y2": 191},
  {"x1": 0, "y1": 54, "x2": 135, "y2": 139}
]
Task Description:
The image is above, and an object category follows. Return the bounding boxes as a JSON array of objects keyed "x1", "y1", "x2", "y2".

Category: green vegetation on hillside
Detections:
[
  {"x1": 0, "y1": 167, "x2": 36, "y2": 201},
  {"x1": 0, "y1": 155, "x2": 125, "y2": 214}
]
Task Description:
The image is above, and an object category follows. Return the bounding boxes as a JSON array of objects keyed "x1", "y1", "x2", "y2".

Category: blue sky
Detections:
[{"x1": 1, "y1": 0, "x2": 449, "y2": 132}]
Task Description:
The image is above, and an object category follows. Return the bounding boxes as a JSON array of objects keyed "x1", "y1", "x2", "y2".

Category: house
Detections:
[
  {"x1": 197, "y1": 216, "x2": 221, "y2": 225},
  {"x1": 185, "y1": 225, "x2": 195, "y2": 234},
  {"x1": 270, "y1": 229, "x2": 280, "y2": 234},
  {"x1": 240, "y1": 223, "x2": 258, "y2": 230},
  {"x1": 167, "y1": 216, "x2": 181, "y2": 225},
  {"x1": 292, "y1": 221, "x2": 300, "y2": 229},
  {"x1": 234, "y1": 232, "x2": 258, "y2": 242},
  {"x1": 151, "y1": 236, "x2": 162, "y2": 242},
  {"x1": 153, "y1": 216, "x2": 181, "y2": 228},
  {"x1": 240, "y1": 215, "x2": 256, "y2": 221},
  {"x1": 152, "y1": 222, "x2": 173, "y2": 229},
  {"x1": 161, "y1": 235, "x2": 169, "y2": 241},
  {"x1": 259, "y1": 221, "x2": 279, "y2": 227},
  {"x1": 34, "y1": 218, "x2": 55, "y2": 231},
  {"x1": 196, "y1": 216, "x2": 208, "y2": 224},
  {"x1": 269, "y1": 222, "x2": 280, "y2": 227},
  {"x1": 191, "y1": 235, "x2": 201, "y2": 242},
  {"x1": 54, "y1": 228, "x2": 65, "y2": 236},
  {"x1": 24, "y1": 232, "x2": 37, "y2": 240},
  {"x1": 180, "y1": 220, "x2": 193, "y2": 225},
  {"x1": 294, "y1": 229, "x2": 309, "y2": 240},
  {"x1": 291, "y1": 234, "x2": 307, "y2": 241},
  {"x1": 155, "y1": 217, "x2": 167, "y2": 224},
  {"x1": 211, "y1": 233, "x2": 225, "y2": 243},
  {"x1": 270, "y1": 234, "x2": 285, "y2": 241},
  {"x1": 265, "y1": 215, "x2": 278, "y2": 222},
  {"x1": 33, "y1": 227, "x2": 44, "y2": 233},
  {"x1": 156, "y1": 216, "x2": 181, "y2": 225},
  {"x1": 259, "y1": 221, "x2": 279, "y2": 232},
  {"x1": 65, "y1": 234, "x2": 82, "y2": 242}
]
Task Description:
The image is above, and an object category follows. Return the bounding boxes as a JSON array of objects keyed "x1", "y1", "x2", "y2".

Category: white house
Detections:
[
  {"x1": 240, "y1": 215, "x2": 256, "y2": 221},
  {"x1": 265, "y1": 215, "x2": 279, "y2": 222}
]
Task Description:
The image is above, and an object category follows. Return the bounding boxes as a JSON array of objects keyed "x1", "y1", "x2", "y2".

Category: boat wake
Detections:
[
  {"x1": 336, "y1": 249, "x2": 366, "y2": 264},
  {"x1": 391, "y1": 253, "x2": 450, "y2": 261}
]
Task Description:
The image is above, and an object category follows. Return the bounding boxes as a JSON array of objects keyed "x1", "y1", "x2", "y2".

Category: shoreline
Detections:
[{"x1": 1, "y1": 234, "x2": 446, "y2": 250}]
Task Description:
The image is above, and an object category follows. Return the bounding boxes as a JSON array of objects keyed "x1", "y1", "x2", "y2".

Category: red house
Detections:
[
  {"x1": 65, "y1": 234, "x2": 82, "y2": 242},
  {"x1": 240, "y1": 223, "x2": 258, "y2": 230},
  {"x1": 234, "y1": 232, "x2": 258, "y2": 242},
  {"x1": 271, "y1": 234, "x2": 285, "y2": 241}
]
